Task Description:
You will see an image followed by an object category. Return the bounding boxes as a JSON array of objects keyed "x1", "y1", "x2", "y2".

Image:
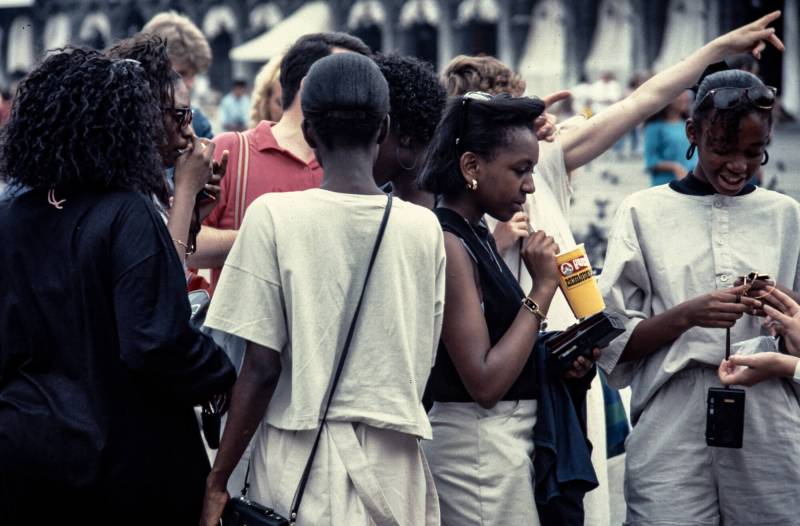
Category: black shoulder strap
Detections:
[{"x1": 286, "y1": 193, "x2": 393, "y2": 523}]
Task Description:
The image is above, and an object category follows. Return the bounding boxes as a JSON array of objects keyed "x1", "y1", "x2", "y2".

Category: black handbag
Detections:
[{"x1": 221, "y1": 194, "x2": 394, "y2": 526}]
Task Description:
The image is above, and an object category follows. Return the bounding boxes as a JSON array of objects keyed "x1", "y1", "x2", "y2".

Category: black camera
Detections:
[
  {"x1": 545, "y1": 311, "x2": 626, "y2": 372},
  {"x1": 706, "y1": 387, "x2": 745, "y2": 449}
]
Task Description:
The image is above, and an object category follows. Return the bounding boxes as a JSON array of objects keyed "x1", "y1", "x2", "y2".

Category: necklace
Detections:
[{"x1": 462, "y1": 216, "x2": 505, "y2": 273}]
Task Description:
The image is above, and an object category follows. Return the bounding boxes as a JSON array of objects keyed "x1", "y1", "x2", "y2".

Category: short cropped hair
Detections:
[
  {"x1": 141, "y1": 11, "x2": 212, "y2": 74},
  {"x1": 442, "y1": 55, "x2": 526, "y2": 97},
  {"x1": 281, "y1": 32, "x2": 370, "y2": 109}
]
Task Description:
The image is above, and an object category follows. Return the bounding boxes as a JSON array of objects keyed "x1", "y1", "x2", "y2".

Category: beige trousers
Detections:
[{"x1": 249, "y1": 420, "x2": 439, "y2": 526}]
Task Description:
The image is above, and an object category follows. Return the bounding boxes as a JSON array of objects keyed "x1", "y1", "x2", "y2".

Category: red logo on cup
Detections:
[{"x1": 560, "y1": 262, "x2": 575, "y2": 276}]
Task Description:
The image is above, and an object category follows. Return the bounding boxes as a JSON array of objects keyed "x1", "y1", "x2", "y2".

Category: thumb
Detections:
[
  {"x1": 764, "y1": 303, "x2": 794, "y2": 324},
  {"x1": 728, "y1": 354, "x2": 759, "y2": 367}
]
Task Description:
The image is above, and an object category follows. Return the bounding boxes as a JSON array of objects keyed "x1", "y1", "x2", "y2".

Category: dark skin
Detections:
[
  {"x1": 373, "y1": 130, "x2": 435, "y2": 208},
  {"x1": 619, "y1": 109, "x2": 792, "y2": 364},
  {"x1": 199, "y1": 115, "x2": 390, "y2": 526},
  {"x1": 439, "y1": 127, "x2": 595, "y2": 408}
]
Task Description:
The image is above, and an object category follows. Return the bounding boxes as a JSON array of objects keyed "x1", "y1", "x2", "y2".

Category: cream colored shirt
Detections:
[
  {"x1": 597, "y1": 185, "x2": 800, "y2": 422},
  {"x1": 204, "y1": 189, "x2": 446, "y2": 438}
]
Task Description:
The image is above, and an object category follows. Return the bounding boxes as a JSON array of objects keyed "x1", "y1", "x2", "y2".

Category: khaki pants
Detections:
[{"x1": 249, "y1": 420, "x2": 439, "y2": 526}]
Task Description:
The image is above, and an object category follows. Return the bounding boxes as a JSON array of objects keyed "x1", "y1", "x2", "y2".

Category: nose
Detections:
[
  {"x1": 726, "y1": 155, "x2": 748, "y2": 174},
  {"x1": 182, "y1": 123, "x2": 195, "y2": 139},
  {"x1": 522, "y1": 171, "x2": 535, "y2": 194}
]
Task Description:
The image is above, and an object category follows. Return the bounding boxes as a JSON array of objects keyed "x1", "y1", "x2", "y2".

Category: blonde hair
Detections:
[
  {"x1": 441, "y1": 55, "x2": 526, "y2": 97},
  {"x1": 141, "y1": 11, "x2": 212, "y2": 74},
  {"x1": 249, "y1": 54, "x2": 283, "y2": 127}
]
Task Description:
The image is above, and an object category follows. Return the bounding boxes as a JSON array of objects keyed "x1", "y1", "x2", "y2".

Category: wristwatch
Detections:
[{"x1": 521, "y1": 296, "x2": 547, "y2": 331}]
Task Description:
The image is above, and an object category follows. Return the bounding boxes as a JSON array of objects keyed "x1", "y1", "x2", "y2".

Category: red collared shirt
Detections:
[{"x1": 205, "y1": 120, "x2": 323, "y2": 284}]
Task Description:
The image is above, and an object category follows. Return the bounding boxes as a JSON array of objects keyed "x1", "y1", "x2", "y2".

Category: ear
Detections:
[
  {"x1": 459, "y1": 151, "x2": 480, "y2": 186},
  {"x1": 301, "y1": 119, "x2": 318, "y2": 149},
  {"x1": 376, "y1": 114, "x2": 390, "y2": 145},
  {"x1": 685, "y1": 118, "x2": 698, "y2": 146}
]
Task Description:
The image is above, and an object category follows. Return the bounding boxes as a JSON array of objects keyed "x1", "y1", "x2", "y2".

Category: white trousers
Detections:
[
  {"x1": 624, "y1": 367, "x2": 800, "y2": 526},
  {"x1": 249, "y1": 420, "x2": 439, "y2": 526},
  {"x1": 423, "y1": 400, "x2": 540, "y2": 526}
]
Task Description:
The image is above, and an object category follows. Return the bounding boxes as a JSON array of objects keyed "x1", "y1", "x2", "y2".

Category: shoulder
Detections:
[
  {"x1": 212, "y1": 130, "x2": 241, "y2": 150},
  {"x1": 749, "y1": 187, "x2": 800, "y2": 214}
]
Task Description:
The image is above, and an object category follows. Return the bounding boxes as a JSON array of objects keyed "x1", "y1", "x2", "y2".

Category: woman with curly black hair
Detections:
[
  {"x1": 0, "y1": 49, "x2": 235, "y2": 524},
  {"x1": 372, "y1": 53, "x2": 446, "y2": 208},
  {"x1": 108, "y1": 34, "x2": 228, "y2": 263}
]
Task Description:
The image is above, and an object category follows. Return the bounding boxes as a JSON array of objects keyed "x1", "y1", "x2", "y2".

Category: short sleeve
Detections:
[
  {"x1": 596, "y1": 200, "x2": 653, "y2": 388},
  {"x1": 204, "y1": 198, "x2": 288, "y2": 357},
  {"x1": 111, "y1": 195, "x2": 235, "y2": 404}
]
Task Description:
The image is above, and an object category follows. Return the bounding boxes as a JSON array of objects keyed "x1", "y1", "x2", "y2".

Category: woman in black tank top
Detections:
[{"x1": 417, "y1": 93, "x2": 595, "y2": 525}]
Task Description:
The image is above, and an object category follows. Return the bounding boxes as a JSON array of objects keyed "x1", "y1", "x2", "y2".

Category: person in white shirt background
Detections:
[{"x1": 219, "y1": 79, "x2": 251, "y2": 132}]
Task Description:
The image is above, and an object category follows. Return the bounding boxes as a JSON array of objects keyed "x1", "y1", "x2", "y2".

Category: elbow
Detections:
[{"x1": 469, "y1": 385, "x2": 503, "y2": 409}]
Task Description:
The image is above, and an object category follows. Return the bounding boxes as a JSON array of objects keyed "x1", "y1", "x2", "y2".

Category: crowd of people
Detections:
[{"x1": 0, "y1": 7, "x2": 798, "y2": 526}]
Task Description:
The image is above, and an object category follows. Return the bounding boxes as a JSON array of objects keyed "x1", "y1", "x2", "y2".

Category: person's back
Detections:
[{"x1": 0, "y1": 49, "x2": 235, "y2": 525}]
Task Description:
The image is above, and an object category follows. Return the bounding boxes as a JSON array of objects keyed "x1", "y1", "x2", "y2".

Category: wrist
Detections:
[
  {"x1": 206, "y1": 469, "x2": 229, "y2": 491},
  {"x1": 673, "y1": 302, "x2": 695, "y2": 333},
  {"x1": 781, "y1": 354, "x2": 799, "y2": 379},
  {"x1": 531, "y1": 278, "x2": 559, "y2": 297}
]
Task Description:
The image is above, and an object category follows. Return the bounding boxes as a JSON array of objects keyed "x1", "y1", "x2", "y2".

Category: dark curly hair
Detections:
[
  {"x1": 107, "y1": 34, "x2": 178, "y2": 113},
  {"x1": 0, "y1": 48, "x2": 168, "y2": 202},
  {"x1": 418, "y1": 93, "x2": 544, "y2": 196},
  {"x1": 372, "y1": 53, "x2": 446, "y2": 146}
]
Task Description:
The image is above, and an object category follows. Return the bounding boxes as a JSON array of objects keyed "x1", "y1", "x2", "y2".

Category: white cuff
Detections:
[{"x1": 793, "y1": 359, "x2": 800, "y2": 384}]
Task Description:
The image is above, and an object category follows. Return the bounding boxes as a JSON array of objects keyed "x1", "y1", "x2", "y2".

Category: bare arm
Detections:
[
  {"x1": 187, "y1": 225, "x2": 238, "y2": 269},
  {"x1": 440, "y1": 232, "x2": 559, "y2": 408},
  {"x1": 200, "y1": 341, "x2": 282, "y2": 526},
  {"x1": 620, "y1": 284, "x2": 760, "y2": 363},
  {"x1": 560, "y1": 11, "x2": 785, "y2": 173}
]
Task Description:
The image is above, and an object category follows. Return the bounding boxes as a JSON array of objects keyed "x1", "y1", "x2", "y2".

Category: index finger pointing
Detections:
[{"x1": 542, "y1": 90, "x2": 571, "y2": 108}]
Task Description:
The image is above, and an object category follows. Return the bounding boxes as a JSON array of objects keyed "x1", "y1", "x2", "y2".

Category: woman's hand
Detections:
[
  {"x1": 199, "y1": 478, "x2": 230, "y2": 526},
  {"x1": 718, "y1": 352, "x2": 798, "y2": 387},
  {"x1": 535, "y1": 91, "x2": 571, "y2": 142},
  {"x1": 679, "y1": 284, "x2": 761, "y2": 329},
  {"x1": 196, "y1": 150, "x2": 229, "y2": 222},
  {"x1": 761, "y1": 287, "x2": 800, "y2": 357},
  {"x1": 174, "y1": 136, "x2": 216, "y2": 198},
  {"x1": 521, "y1": 230, "x2": 560, "y2": 288},
  {"x1": 564, "y1": 348, "x2": 601, "y2": 379},
  {"x1": 713, "y1": 10, "x2": 785, "y2": 60},
  {"x1": 492, "y1": 212, "x2": 530, "y2": 256}
]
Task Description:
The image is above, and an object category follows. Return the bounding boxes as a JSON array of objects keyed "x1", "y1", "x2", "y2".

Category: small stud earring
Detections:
[{"x1": 468, "y1": 179, "x2": 478, "y2": 191}]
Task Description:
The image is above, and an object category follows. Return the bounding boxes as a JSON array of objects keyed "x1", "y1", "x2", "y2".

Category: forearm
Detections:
[
  {"x1": 187, "y1": 225, "x2": 238, "y2": 269},
  {"x1": 207, "y1": 346, "x2": 281, "y2": 489},
  {"x1": 166, "y1": 189, "x2": 198, "y2": 261},
  {"x1": 620, "y1": 303, "x2": 692, "y2": 363},
  {"x1": 473, "y1": 281, "x2": 558, "y2": 406},
  {"x1": 561, "y1": 39, "x2": 727, "y2": 172}
]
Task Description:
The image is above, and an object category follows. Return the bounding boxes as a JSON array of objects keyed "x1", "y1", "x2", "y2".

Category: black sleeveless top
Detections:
[{"x1": 427, "y1": 207, "x2": 538, "y2": 402}]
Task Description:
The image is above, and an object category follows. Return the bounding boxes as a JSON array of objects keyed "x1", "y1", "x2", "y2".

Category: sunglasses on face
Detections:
[
  {"x1": 455, "y1": 91, "x2": 494, "y2": 151},
  {"x1": 697, "y1": 85, "x2": 777, "y2": 111},
  {"x1": 164, "y1": 106, "x2": 193, "y2": 129}
]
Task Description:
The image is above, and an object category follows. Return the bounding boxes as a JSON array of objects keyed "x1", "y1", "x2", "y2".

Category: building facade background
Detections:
[{"x1": 0, "y1": 0, "x2": 796, "y2": 117}]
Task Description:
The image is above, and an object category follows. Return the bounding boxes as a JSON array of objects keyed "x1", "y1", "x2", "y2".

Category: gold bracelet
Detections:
[
  {"x1": 521, "y1": 296, "x2": 548, "y2": 331},
  {"x1": 172, "y1": 238, "x2": 196, "y2": 255}
]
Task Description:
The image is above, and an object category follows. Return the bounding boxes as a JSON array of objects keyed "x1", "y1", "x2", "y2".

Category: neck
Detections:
[
  {"x1": 439, "y1": 192, "x2": 483, "y2": 224},
  {"x1": 272, "y1": 105, "x2": 315, "y2": 163},
  {"x1": 392, "y1": 174, "x2": 435, "y2": 209},
  {"x1": 319, "y1": 150, "x2": 384, "y2": 196}
]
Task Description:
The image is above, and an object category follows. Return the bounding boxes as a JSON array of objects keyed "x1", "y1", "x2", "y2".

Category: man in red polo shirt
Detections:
[{"x1": 191, "y1": 32, "x2": 371, "y2": 287}]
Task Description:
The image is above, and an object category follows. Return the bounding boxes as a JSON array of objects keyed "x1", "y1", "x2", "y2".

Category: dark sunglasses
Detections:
[
  {"x1": 455, "y1": 91, "x2": 493, "y2": 152},
  {"x1": 697, "y1": 85, "x2": 777, "y2": 111},
  {"x1": 164, "y1": 106, "x2": 193, "y2": 129}
]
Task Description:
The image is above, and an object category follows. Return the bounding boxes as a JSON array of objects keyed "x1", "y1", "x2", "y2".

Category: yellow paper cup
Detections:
[{"x1": 555, "y1": 243, "x2": 605, "y2": 319}]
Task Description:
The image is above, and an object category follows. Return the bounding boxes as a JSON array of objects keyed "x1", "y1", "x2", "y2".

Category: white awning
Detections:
[
  {"x1": 203, "y1": 5, "x2": 238, "y2": 39},
  {"x1": 7, "y1": 16, "x2": 34, "y2": 73},
  {"x1": 399, "y1": 0, "x2": 440, "y2": 29},
  {"x1": 347, "y1": 0, "x2": 387, "y2": 30},
  {"x1": 79, "y1": 12, "x2": 111, "y2": 43},
  {"x1": 230, "y1": 1, "x2": 332, "y2": 62},
  {"x1": 44, "y1": 13, "x2": 71, "y2": 51},
  {"x1": 456, "y1": 0, "x2": 499, "y2": 25},
  {"x1": 250, "y1": 3, "x2": 283, "y2": 31},
  {"x1": 0, "y1": 0, "x2": 34, "y2": 8}
]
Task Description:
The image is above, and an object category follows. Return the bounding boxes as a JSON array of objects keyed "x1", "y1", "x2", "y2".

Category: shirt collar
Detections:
[
  {"x1": 251, "y1": 120, "x2": 321, "y2": 170},
  {"x1": 669, "y1": 171, "x2": 756, "y2": 197}
]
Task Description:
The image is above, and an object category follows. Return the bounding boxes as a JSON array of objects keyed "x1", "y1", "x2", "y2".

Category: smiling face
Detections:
[
  {"x1": 688, "y1": 110, "x2": 770, "y2": 196},
  {"x1": 463, "y1": 126, "x2": 538, "y2": 221}
]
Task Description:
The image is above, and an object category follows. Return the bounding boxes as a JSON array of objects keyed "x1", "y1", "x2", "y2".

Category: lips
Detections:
[{"x1": 717, "y1": 173, "x2": 746, "y2": 192}]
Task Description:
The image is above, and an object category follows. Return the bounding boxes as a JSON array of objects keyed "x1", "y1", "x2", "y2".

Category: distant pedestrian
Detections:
[{"x1": 219, "y1": 79, "x2": 251, "y2": 132}]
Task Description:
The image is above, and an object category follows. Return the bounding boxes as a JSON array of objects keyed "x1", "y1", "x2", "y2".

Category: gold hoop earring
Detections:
[{"x1": 468, "y1": 179, "x2": 478, "y2": 191}]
